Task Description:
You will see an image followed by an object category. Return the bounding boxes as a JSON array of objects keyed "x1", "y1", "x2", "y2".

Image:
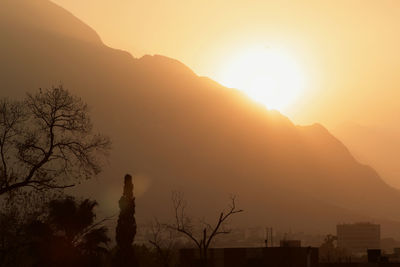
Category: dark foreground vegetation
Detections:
[
  {"x1": 1, "y1": 87, "x2": 397, "y2": 267},
  {"x1": 0, "y1": 87, "x2": 244, "y2": 267}
]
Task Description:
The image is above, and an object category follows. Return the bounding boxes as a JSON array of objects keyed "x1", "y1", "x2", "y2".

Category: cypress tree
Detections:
[{"x1": 114, "y1": 174, "x2": 138, "y2": 266}]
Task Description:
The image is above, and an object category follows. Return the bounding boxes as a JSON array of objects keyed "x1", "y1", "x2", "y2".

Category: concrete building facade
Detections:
[{"x1": 337, "y1": 223, "x2": 380, "y2": 254}]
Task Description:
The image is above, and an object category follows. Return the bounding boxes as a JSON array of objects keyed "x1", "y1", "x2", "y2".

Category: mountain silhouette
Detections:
[
  {"x1": 2, "y1": 0, "x2": 400, "y2": 237},
  {"x1": 333, "y1": 122, "x2": 400, "y2": 190}
]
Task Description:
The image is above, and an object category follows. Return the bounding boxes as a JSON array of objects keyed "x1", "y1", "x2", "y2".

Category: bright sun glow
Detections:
[{"x1": 219, "y1": 46, "x2": 305, "y2": 111}]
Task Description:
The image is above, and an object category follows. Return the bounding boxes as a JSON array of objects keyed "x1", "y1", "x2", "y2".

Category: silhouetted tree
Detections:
[
  {"x1": 148, "y1": 218, "x2": 180, "y2": 267},
  {"x1": 48, "y1": 197, "x2": 110, "y2": 253},
  {"x1": 0, "y1": 86, "x2": 110, "y2": 195},
  {"x1": 114, "y1": 174, "x2": 138, "y2": 267},
  {"x1": 169, "y1": 192, "x2": 243, "y2": 267},
  {"x1": 319, "y1": 234, "x2": 351, "y2": 263},
  {"x1": 0, "y1": 196, "x2": 111, "y2": 266},
  {"x1": 0, "y1": 206, "x2": 22, "y2": 266},
  {"x1": 0, "y1": 188, "x2": 61, "y2": 266},
  {"x1": 26, "y1": 196, "x2": 111, "y2": 267}
]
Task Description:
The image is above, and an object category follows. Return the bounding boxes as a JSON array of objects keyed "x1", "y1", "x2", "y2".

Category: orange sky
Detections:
[{"x1": 51, "y1": 0, "x2": 400, "y2": 130}]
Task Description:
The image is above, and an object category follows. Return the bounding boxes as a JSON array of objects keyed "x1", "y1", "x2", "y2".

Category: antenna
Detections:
[
  {"x1": 265, "y1": 227, "x2": 268, "y2": 247},
  {"x1": 271, "y1": 227, "x2": 273, "y2": 247},
  {"x1": 265, "y1": 227, "x2": 274, "y2": 247}
]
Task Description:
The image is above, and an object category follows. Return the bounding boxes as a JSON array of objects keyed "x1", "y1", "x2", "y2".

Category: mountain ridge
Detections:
[
  {"x1": 2, "y1": 0, "x2": 400, "y2": 238},
  {"x1": 2, "y1": 0, "x2": 103, "y2": 45}
]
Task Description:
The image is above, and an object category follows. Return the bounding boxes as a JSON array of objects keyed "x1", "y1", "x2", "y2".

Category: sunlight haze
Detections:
[
  {"x1": 4, "y1": 1, "x2": 400, "y2": 263},
  {"x1": 50, "y1": 0, "x2": 400, "y2": 131},
  {"x1": 218, "y1": 45, "x2": 305, "y2": 111}
]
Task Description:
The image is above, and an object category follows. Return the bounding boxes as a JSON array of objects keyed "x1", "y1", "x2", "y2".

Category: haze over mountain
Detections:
[
  {"x1": 333, "y1": 123, "x2": 400, "y2": 190},
  {"x1": 51, "y1": 0, "x2": 400, "y2": 131},
  {"x1": 1, "y1": 0, "x2": 400, "y2": 237}
]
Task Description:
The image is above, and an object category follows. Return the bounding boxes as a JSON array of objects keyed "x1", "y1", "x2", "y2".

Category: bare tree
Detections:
[
  {"x1": 0, "y1": 86, "x2": 110, "y2": 195},
  {"x1": 169, "y1": 192, "x2": 243, "y2": 267},
  {"x1": 319, "y1": 234, "x2": 351, "y2": 263},
  {"x1": 149, "y1": 218, "x2": 180, "y2": 267}
]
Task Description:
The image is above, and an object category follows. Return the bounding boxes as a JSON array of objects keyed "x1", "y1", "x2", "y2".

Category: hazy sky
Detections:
[{"x1": 51, "y1": 0, "x2": 400, "y2": 129}]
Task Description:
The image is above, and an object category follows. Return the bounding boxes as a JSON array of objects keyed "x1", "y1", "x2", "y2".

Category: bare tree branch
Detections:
[
  {"x1": 168, "y1": 192, "x2": 243, "y2": 267},
  {"x1": 148, "y1": 218, "x2": 180, "y2": 267},
  {"x1": 0, "y1": 86, "x2": 111, "y2": 195}
]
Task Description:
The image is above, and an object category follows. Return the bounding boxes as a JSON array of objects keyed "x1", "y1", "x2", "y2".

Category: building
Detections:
[
  {"x1": 337, "y1": 223, "x2": 380, "y2": 254},
  {"x1": 319, "y1": 250, "x2": 400, "y2": 267}
]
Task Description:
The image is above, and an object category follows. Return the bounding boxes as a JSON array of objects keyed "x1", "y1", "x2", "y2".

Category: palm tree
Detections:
[{"x1": 28, "y1": 197, "x2": 110, "y2": 266}]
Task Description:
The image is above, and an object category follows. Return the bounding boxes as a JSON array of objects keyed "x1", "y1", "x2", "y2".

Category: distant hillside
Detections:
[
  {"x1": 2, "y1": 0, "x2": 400, "y2": 237},
  {"x1": 333, "y1": 122, "x2": 400, "y2": 189}
]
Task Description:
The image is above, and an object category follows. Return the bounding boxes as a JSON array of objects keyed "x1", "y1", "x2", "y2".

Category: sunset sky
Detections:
[
  {"x1": 4, "y1": 0, "x2": 400, "y2": 252},
  {"x1": 51, "y1": 0, "x2": 400, "y2": 130}
]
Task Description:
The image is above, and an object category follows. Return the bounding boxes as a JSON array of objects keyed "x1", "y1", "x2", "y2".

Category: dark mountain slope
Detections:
[{"x1": 1, "y1": 0, "x2": 400, "y2": 236}]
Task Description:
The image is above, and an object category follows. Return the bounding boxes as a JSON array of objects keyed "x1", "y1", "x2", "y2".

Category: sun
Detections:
[{"x1": 218, "y1": 46, "x2": 305, "y2": 111}]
